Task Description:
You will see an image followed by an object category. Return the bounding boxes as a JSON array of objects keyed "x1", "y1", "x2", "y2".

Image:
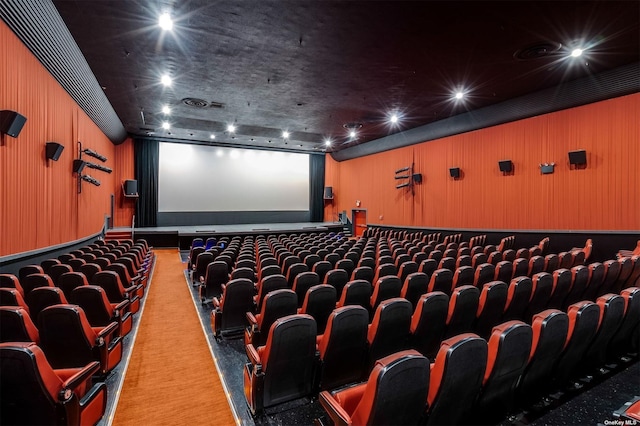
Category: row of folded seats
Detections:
[
  {"x1": 0, "y1": 238, "x2": 153, "y2": 425},
  {"x1": 243, "y1": 286, "x2": 639, "y2": 423}
]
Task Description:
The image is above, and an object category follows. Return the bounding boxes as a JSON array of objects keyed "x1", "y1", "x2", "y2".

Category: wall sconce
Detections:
[{"x1": 539, "y1": 163, "x2": 555, "y2": 174}]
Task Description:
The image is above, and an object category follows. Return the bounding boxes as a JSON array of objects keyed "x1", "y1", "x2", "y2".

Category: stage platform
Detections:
[{"x1": 128, "y1": 222, "x2": 346, "y2": 249}]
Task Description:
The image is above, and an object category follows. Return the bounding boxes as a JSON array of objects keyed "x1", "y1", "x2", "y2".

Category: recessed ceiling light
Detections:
[
  {"x1": 455, "y1": 91, "x2": 464, "y2": 100},
  {"x1": 162, "y1": 105, "x2": 171, "y2": 114},
  {"x1": 282, "y1": 131, "x2": 290, "y2": 139},
  {"x1": 209, "y1": 134, "x2": 215, "y2": 139},
  {"x1": 349, "y1": 130, "x2": 357, "y2": 139},
  {"x1": 571, "y1": 48, "x2": 583, "y2": 58},
  {"x1": 162, "y1": 121, "x2": 170, "y2": 129},
  {"x1": 159, "y1": 13, "x2": 173, "y2": 31},
  {"x1": 216, "y1": 149, "x2": 224, "y2": 157},
  {"x1": 161, "y1": 75, "x2": 172, "y2": 86},
  {"x1": 325, "y1": 139, "x2": 332, "y2": 146},
  {"x1": 390, "y1": 114, "x2": 399, "y2": 124},
  {"x1": 227, "y1": 124, "x2": 236, "y2": 133}
]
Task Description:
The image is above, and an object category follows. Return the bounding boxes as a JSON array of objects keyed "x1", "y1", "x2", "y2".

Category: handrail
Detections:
[{"x1": 131, "y1": 215, "x2": 135, "y2": 240}]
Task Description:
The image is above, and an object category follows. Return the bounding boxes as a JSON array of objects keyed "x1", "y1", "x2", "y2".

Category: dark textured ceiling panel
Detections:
[
  {"x1": 0, "y1": 0, "x2": 128, "y2": 144},
  {"x1": 5, "y1": 1, "x2": 639, "y2": 154}
]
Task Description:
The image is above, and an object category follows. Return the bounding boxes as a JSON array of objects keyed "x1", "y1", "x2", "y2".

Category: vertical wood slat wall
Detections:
[
  {"x1": 0, "y1": 21, "x2": 134, "y2": 256},
  {"x1": 324, "y1": 93, "x2": 640, "y2": 231}
]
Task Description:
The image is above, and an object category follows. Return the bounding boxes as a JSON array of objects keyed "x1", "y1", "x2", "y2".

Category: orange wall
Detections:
[
  {"x1": 325, "y1": 93, "x2": 640, "y2": 231},
  {"x1": 0, "y1": 21, "x2": 134, "y2": 256}
]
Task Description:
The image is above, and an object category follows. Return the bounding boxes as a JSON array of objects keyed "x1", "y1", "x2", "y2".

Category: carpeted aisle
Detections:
[{"x1": 112, "y1": 249, "x2": 236, "y2": 426}]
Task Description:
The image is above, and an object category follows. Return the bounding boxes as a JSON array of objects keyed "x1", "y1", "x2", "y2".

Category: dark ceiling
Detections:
[{"x1": 52, "y1": 0, "x2": 639, "y2": 154}]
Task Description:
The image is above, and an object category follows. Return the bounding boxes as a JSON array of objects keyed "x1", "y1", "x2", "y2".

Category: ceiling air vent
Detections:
[
  {"x1": 514, "y1": 42, "x2": 562, "y2": 61},
  {"x1": 181, "y1": 98, "x2": 225, "y2": 109}
]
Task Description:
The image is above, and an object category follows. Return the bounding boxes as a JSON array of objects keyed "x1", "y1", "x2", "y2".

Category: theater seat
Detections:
[
  {"x1": 525, "y1": 272, "x2": 553, "y2": 322},
  {"x1": 598, "y1": 260, "x2": 621, "y2": 297},
  {"x1": 337, "y1": 280, "x2": 372, "y2": 311},
  {"x1": 410, "y1": 292, "x2": 448, "y2": 359},
  {"x1": 298, "y1": 284, "x2": 337, "y2": 334},
  {"x1": 70, "y1": 285, "x2": 132, "y2": 338},
  {"x1": 474, "y1": 321, "x2": 533, "y2": 423},
  {"x1": 58, "y1": 272, "x2": 90, "y2": 300},
  {"x1": 370, "y1": 275, "x2": 402, "y2": 313},
  {"x1": 0, "y1": 307, "x2": 39, "y2": 343},
  {"x1": 563, "y1": 265, "x2": 589, "y2": 309},
  {"x1": 244, "y1": 314, "x2": 317, "y2": 416},
  {"x1": 583, "y1": 262, "x2": 606, "y2": 302},
  {"x1": 319, "y1": 350, "x2": 430, "y2": 426},
  {"x1": 608, "y1": 287, "x2": 640, "y2": 360},
  {"x1": 317, "y1": 306, "x2": 369, "y2": 390},
  {"x1": 474, "y1": 281, "x2": 508, "y2": 339},
  {"x1": 199, "y1": 260, "x2": 230, "y2": 302},
  {"x1": 25, "y1": 287, "x2": 68, "y2": 325},
  {"x1": 245, "y1": 289, "x2": 298, "y2": 349},
  {"x1": 512, "y1": 258, "x2": 529, "y2": 279},
  {"x1": 444, "y1": 285, "x2": 479, "y2": 339},
  {"x1": 48, "y1": 264, "x2": 74, "y2": 287},
  {"x1": 401, "y1": 272, "x2": 429, "y2": 310},
  {"x1": 0, "y1": 288, "x2": 30, "y2": 312},
  {"x1": 551, "y1": 301, "x2": 600, "y2": 389},
  {"x1": 254, "y1": 274, "x2": 288, "y2": 310},
  {"x1": 427, "y1": 268, "x2": 454, "y2": 295},
  {"x1": 516, "y1": 309, "x2": 569, "y2": 407},
  {"x1": 21, "y1": 273, "x2": 54, "y2": 295},
  {"x1": 367, "y1": 298, "x2": 412, "y2": 369},
  {"x1": 93, "y1": 271, "x2": 141, "y2": 314},
  {"x1": 324, "y1": 269, "x2": 350, "y2": 297},
  {"x1": 0, "y1": 342, "x2": 107, "y2": 426},
  {"x1": 580, "y1": 293, "x2": 625, "y2": 374},
  {"x1": 425, "y1": 333, "x2": 488, "y2": 426},
  {"x1": 39, "y1": 304, "x2": 123, "y2": 375},
  {"x1": 502, "y1": 277, "x2": 533, "y2": 322},
  {"x1": 18, "y1": 265, "x2": 44, "y2": 284},
  {"x1": 419, "y1": 258, "x2": 438, "y2": 278},
  {"x1": 473, "y1": 263, "x2": 495, "y2": 289},
  {"x1": 0, "y1": 273, "x2": 24, "y2": 296},
  {"x1": 494, "y1": 261, "x2": 513, "y2": 283},
  {"x1": 292, "y1": 272, "x2": 320, "y2": 308}
]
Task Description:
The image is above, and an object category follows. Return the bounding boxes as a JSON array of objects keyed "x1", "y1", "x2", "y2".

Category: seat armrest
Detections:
[
  {"x1": 123, "y1": 284, "x2": 137, "y2": 295},
  {"x1": 220, "y1": 283, "x2": 226, "y2": 293},
  {"x1": 97, "y1": 322, "x2": 118, "y2": 341},
  {"x1": 212, "y1": 297, "x2": 221, "y2": 308},
  {"x1": 114, "y1": 299, "x2": 129, "y2": 315},
  {"x1": 246, "y1": 312, "x2": 257, "y2": 325},
  {"x1": 246, "y1": 343, "x2": 261, "y2": 366},
  {"x1": 59, "y1": 361, "x2": 100, "y2": 395},
  {"x1": 319, "y1": 390, "x2": 352, "y2": 426}
]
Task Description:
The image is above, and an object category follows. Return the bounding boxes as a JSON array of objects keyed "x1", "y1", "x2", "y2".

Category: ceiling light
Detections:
[
  {"x1": 390, "y1": 114, "x2": 399, "y2": 124},
  {"x1": 325, "y1": 139, "x2": 332, "y2": 146},
  {"x1": 216, "y1": 149, "x2": 223, "y2": 157},
  {"x1": 571, "y1": 48, "x2": 583, "y2": 58},
  {"x1": 455, "y1": 91, "x2": 464, "y2": 100},
  {"x1": 162, "y1": 105, "x2": 171, "y2": 114},
  {"x1": 158, "y1": 13, "x2": 173, "y2": 31},
  {"x1": 349, "y1": 130, "x2": 357, "y2": 139},
  {"x1": 209, "y1": 134, "x2": 215, "y2": 139},
  {"x1": 161, "y1": 75, "x2": 172, "y2": 86},
  {"x1": 227, "y1": 124, "x2": 236, "y2": 133},
  {"x1": 162, "y1": 121, "x2": 170, "y2": 130},
  {"x1": 282, "y1": 131, "x2": 290, "y2": 139}
]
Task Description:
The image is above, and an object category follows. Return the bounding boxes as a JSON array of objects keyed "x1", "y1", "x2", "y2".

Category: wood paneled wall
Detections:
[
  {"x1": 0, "y1": 21, "x2": 134, "y2": 256},
  {"x1": 325, "y1": 93, "x2": 640, "y2": 231}
]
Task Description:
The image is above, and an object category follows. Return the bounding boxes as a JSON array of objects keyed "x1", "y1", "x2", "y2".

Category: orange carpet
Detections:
[{"x1": 112, "y1": 249, "x2": 236, "y2": 425}]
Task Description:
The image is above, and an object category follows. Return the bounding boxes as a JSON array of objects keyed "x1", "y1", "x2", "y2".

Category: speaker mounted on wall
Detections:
[
  {"x1": 0, "y1": 110, "x2": 27, "y2": 138},
  {"x1": 568, "y1": 150, "x2": 587, "y2": 168},
  {"x1": 323, "y1": 186, "x2": 334, "y2": 200},
  {"x1": 45, "y1": 142, "x2": 64, "y2": 161},
  {"x1": 72, "y1": 159, "x2": 86, "y2": 173},
  {"x1": 123, "y1": 179, "x2": 138, "y2": 198},
  {"x1": 498, "y1": 160, "x2": 514, "y2": 174},
  {"x1": 412, "y1": 173, "x2": 423, "y2": 184},
  {"x1": 449, "y1": 167, "x2": 461, "y2": 179}
]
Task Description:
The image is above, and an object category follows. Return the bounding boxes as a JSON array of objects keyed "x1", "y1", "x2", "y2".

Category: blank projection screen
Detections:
[{"x1": 158, "y1": 142, "x2": 310, "y2": 212}]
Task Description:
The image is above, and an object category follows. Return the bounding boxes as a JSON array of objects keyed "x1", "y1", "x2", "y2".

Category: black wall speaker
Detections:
[
  {"x1": 323, "y1": 186, "x2": 333, "y2": 199},
  {"x1": 45, "y1": 142, "x2": 64, "y2": 161},
  {"x1": 124, "y1": 179, "x2": 138, "y2": 196},
  {"x1": 498, "y1": 160, "x2": 513, "y2": 173},
  {"x1": 568, "y1": 150, "x2": 587, "y2": 166},
  {"x1": 449, "y1": 167, "x2": 461, "y2": 178},
  {"x1": 72, "y1": 159, "x2": 86, "y2": 173},
  {"x1": 0, "y1": 110, "x2": 27, "y2": 138},
  {"x1": 412, "y1": 173, "x2": 423, "y2": 184}
]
